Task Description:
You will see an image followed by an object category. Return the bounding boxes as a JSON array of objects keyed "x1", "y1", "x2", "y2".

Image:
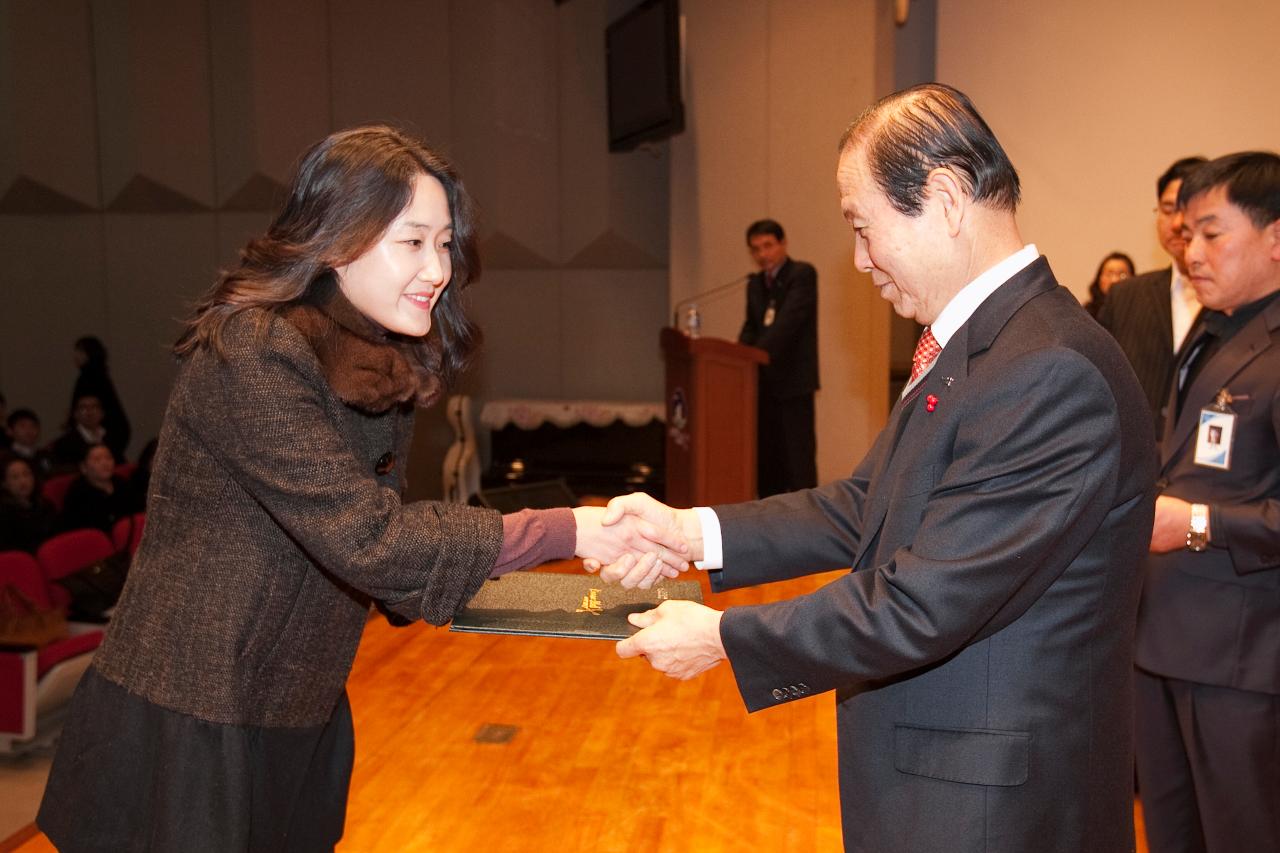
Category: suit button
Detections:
[
  {"x1": 375, "y1": 452, "x2": 396, "y2": 475},
  {"x1": 788, "y1": 685, "x2": 801, "y2": 697},
  {"x1": 797, "y1": 683, "x2": 809, "y2": 695},
  {"x1": 771, "y1": 688, "x2": 786, "y2": 701}
]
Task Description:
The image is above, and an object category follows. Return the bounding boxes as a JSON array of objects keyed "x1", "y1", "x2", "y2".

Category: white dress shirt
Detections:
[{"x1": 1169, "y1": 266, "x2": 1200, "y2": 353}]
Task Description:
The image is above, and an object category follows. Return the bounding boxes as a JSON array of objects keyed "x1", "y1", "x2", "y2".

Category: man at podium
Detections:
[{"x1": 738, "y1": 219, "x2": 819, "y2": 497}]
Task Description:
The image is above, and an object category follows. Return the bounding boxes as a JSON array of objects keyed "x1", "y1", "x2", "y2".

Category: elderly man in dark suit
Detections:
[
  {"x1": 738, "y1": 219, "x2": 819, "y2": 497},
  {"x1": 600, "y1": 83, "x2": 1156, "y2": 853},
  {"x1": 1134, "y1": 151, "x2": 1280, "y2": 853},
  {"x1": 1099, "y1": 156, "x2": 1207, "y2": 436}
]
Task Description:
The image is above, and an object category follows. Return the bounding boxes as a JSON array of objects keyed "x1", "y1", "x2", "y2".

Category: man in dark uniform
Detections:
[
  {"x1": 738, "y1": 219, "x2": 818, "y2": 497},
  {"x1": 1135, "y1": 150, "x2": 1280, "y2": 853}
]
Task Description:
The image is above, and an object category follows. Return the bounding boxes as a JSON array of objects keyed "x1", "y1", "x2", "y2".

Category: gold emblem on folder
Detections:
[{"x1": 575, "y1": 588, "x2": 604, "y2": 615}]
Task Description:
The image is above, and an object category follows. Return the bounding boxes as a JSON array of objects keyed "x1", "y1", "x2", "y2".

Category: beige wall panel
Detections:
[
  {"x1": 449, "y1": 0, "x2": 559, "y2": 266},
  {"x1": 92, "y1": 0, "x2": 214, "y2": 209},
  {"x1": 558, "y1": 0, "x2": 668, "y2": 268},
  {"x1": 0, "y1": 1, "x2": 100, "y2": 209},
  {"x1": 670, "y1": 0, "x2": 769, "y2": 311},
  {"x1": 767, "y1": 0, "x2": 886, "y2": 475},
  {"x1": 559, "y1": 269, "x2": 667, "y2": 402},
  {"x1": 329, "y1": 0, "x2": 452, "y2": 140},
  {"x1": 209, "y1": 0, "x2": 330, "y2": 206},
  {"x1": 461, "y1": 270, "x2": 564, "y2": 402},
  {"x1": 670, "y1": 0, "x2": 885, "y2": 484},
  {"x1": 100, "y1": 214, "x2": 218, "y2": 456},
  {"x1": 0, "y1": 215, "x2": 107, "y2": 434},
  {"x1": 938, "y1": 0, "x2": 1280, "y2": 298}
]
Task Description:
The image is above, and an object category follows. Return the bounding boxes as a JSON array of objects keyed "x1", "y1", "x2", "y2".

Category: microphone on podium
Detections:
[{"x1": 671, "y1": 274, "x2": 751, "y2": 334}]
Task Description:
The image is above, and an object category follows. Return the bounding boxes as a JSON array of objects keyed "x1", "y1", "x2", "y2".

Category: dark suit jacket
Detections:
[
  {"x1": 712, "y1": 258, "x2": 1156, "y2": 853},
  {"x1": 1097, "y1": 267, "x2": 1176, "y2": 435},
  {"x1": 738, "y1": 258, "x2": 819, "y2": 399},
  {"x1": 1135, "y1": 294, "x2": 1280, "y2": 695}
]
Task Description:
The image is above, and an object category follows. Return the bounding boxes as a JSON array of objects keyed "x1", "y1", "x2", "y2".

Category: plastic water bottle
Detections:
[{"x1": 684, "y1": 305, "x2": 701, "y2": 338}]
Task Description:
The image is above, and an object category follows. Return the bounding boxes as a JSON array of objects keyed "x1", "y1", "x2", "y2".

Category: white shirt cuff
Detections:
[{"x1": 692, "y1": 506, "x2": 724, "y2": 570}]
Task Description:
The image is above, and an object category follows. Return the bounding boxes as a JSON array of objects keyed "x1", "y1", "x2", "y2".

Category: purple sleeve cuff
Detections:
[{"x1": 491, "y1": 507, "x2": 577, "y2": 577}]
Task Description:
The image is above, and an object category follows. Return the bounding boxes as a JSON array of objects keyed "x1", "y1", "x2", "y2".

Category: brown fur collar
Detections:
[{"x1": 281, "y1": 276, "x2": 441, "y2": 414}]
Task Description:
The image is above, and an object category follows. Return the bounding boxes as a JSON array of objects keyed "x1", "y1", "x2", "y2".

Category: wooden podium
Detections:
[{"x1": 660, "y1": 327, "x2": 768, "y2": 507}]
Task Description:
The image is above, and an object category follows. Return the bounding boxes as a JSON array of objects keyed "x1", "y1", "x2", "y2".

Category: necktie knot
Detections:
[{"x1": 910, "y1": 327, "x2": 941, "y2": 383}]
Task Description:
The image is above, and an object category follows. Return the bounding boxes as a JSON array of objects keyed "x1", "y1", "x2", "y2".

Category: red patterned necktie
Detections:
[{"x1": 909, "y1": 326, "x2": 941, "y2": 383}]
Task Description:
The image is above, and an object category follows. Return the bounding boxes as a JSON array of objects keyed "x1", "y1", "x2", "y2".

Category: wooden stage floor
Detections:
[{"x1": 5, "y1": 562, "x2": 1149, "y2": 852}]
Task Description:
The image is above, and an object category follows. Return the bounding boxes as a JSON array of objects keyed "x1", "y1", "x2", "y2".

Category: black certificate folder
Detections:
[{"x1": 450, "y1": 572, "x2": 704, "y2": 640}]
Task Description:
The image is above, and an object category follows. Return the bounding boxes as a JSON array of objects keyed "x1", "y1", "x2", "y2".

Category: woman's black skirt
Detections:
[{"x1": 37, "y1": 667, "x2": 354, "y2": 852}]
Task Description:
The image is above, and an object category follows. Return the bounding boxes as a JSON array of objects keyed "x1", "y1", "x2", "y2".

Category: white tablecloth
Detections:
[{"x1": 479, "y1": 399, "x2": 664, "y2": 431}]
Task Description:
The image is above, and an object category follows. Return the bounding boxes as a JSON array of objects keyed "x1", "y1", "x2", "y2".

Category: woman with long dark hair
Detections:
[
  {"x1": 1082, "y1": 251, "x2": 1135, "y2": 318},
  {"x1": 0, "y1": 453, "x2": 58, "y2": 552},
  {"x1": 37, "y1": 126, "x2": 685, "y2": 851}
]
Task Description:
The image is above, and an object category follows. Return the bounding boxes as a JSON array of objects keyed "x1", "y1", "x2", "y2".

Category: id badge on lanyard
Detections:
[{"x1": 1194, "y1": 388, "x2": 1237, "y2": 470}]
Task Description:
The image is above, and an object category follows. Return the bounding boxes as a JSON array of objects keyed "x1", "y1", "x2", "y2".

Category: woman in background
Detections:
[
  {"x1": 1083, "y1": 251, "x2": 1135, "y2": 318},
  {"x1": 0, "y1": 453, "x2": 58, "y2": 552},
  {"x1": 59, "y1": 443, "x2": 129, "y2": 533},
  {"x1": 38, "y1": 125, "x2": 685, "y2": 852}
]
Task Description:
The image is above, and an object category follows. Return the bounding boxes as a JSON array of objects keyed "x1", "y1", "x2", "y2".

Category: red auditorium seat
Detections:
[
  {"x1": 36, "y1": 528, "x2": 117, "y2": 610},
  {"x1": 111, "y1": 512, "x2": 146, "y2": 555},
  {"x1": 0, "y1": 549, "x2": 50, "y2": 605},
  {"x1": 0, "y1": 550, "x2": 103, "y2": 754},
  {"x1": 40, "y1": 473, "x2": 77, "y2": 513}
]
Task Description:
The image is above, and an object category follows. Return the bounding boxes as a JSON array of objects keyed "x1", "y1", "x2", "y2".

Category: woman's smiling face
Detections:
[{"x1": 335, "y1": 173, "x2": 454, "y2": 337}]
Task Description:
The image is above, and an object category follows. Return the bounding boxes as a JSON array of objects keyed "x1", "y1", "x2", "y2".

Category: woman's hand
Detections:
[
  {"x1": 571, "y1": 505, "x2": 690, "y2": 589},
  {"x1": 577, "y1": 494, "x2": 705, "y2": 589}
]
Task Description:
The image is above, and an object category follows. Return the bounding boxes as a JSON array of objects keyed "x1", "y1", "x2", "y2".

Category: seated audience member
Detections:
[
  {"x1": 6, "y1": 409, "x2": 55, "y2": 478},
  {"x1": 1083, "y1": 251, "x2": 1135, "y2": 318},
  {"x1": 121, "y1": 438, "x2": 158, "y2": 514},
  {"x1": 70, "y1": 336, "x2": 131, "y2": 462},
  {"x1": 60, "y1": 443, "x2": 129, "y2": 533},
  {"x1": 51, "y1": 394, "x2": 109, "y2": 472},
  {"x1": 0, "y1": 453, "x2": 59, "y2": 553}
]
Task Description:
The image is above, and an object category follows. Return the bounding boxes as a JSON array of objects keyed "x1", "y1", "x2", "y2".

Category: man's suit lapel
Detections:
[
  {"x1": 850, "y1": 257, "x2": 1058, "y2": 570},
  {"x1": 1161, "y1": 299, "x2": 1280, "y2": 470},
  {"x1": 749, "y1": 258, "x2": 791, "y2": 314},
  {"x1": 851, "y1": 391, "x2": 925, "y2": 564},
  {"x1": 849, "y1": 343, "x2": 966, "y2": 569},
  {"x1": 772, "y1": 258, "x2": 794, "y2": 302}
]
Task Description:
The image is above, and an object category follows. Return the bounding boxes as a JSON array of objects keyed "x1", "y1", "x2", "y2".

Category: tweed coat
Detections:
[
  {"x1": 91, "y1": 284, "x2": 504, "y2": 728},
  {"x1": 714, "y1": 258, "x2": 1156, "y2": 852}
]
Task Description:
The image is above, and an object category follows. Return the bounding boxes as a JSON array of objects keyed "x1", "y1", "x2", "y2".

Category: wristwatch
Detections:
[{"x1": 1186, "y1": 503, "x2": 1209, "y2": 552}]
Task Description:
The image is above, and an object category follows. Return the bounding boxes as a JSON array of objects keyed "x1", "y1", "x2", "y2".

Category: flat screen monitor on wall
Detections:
[{"x1": 605, "y1": 0, "x2": 685, "y2": 152}]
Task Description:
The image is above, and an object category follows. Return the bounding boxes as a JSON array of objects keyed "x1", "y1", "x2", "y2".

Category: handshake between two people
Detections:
[{"x1": 570, "y1": 493, "x2": 727, "y2": 682}]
